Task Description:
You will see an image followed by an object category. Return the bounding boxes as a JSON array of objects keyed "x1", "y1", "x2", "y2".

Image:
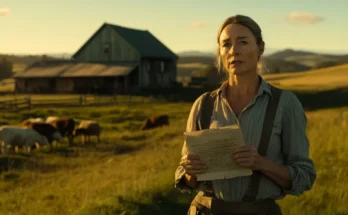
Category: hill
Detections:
[
  {"x1": 262, "y1": 63, "x2": 348, "y2": 91},
  {"x1": 177, "y1": 48, "x2": 348, "y2": 76},
  {"x1": 268, "y1": 48, "x2": 348, "y2": 68},
  {"x1": 0, "y1": 54, "x2": 58, "y2": 65},
  {"x1": 177, "y1": 55, "x2": 312, "y2": 76}
]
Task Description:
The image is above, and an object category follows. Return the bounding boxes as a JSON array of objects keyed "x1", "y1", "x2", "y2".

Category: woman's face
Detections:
[{"x1": 219, "y1": 24, "x2": 263, "y2": 76}]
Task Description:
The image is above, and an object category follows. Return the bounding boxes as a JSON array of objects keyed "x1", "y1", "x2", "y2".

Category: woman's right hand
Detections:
[{"x1": 180, "y1": 154, "x2": 207, "y2": 177}]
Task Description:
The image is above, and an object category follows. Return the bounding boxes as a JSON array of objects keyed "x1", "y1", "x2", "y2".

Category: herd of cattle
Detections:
[
  {"x1": 0, "y1": 116, "x2": 101, "y2": 154},
  {"x1": 0, "y1": 114, "x2": 170, "y2": 155}
]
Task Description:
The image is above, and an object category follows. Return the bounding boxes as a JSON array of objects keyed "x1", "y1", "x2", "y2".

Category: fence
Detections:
[{"x1": 0, "y1": 95, "x2": 154, "y2": 111}]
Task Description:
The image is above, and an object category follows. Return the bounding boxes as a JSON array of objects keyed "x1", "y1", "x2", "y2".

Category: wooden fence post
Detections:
[
  {"x1": 27, "y1": 96, "x2": 31, "y2": 110},
  {"x1": 128, "y1": 95, "x2": 132, "y2": 106},
  {"x1": 79, "y1": 95, "x2": 83, "y2": 106},
  {"x1": 13, "y1": 97, "x2": 17, "y2": 111}
]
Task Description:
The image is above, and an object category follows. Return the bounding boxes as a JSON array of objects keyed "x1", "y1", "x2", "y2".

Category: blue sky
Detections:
[{"x1": 1, "y1": 0, "x2": 348, "y2": 55}]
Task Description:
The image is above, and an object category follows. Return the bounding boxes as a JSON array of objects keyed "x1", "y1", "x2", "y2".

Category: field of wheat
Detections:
[{"x1": 0, "y1": 64, "x2": 348, "y2": 214}]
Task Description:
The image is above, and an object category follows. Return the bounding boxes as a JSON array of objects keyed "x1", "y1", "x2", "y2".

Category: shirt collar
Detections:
[{"x1": 217, "y1": 75, "x2": 272, "y2": 99}]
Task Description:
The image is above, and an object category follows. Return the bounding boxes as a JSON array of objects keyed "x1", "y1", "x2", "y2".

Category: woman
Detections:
[{"x1": 175, "y1": 14, "x2": 316, "y2": 215}]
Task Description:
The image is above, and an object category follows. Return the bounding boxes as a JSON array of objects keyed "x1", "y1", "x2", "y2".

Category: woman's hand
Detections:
[
  {"x1": 232, "y1": 146, "x2": 265, "y2": 170},
  {"x1": 180, "y1": 154, "x2": 207, "y2": 176}
]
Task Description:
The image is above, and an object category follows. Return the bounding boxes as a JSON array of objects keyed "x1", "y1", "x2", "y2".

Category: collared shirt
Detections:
[{"x1": 174, "y1": 76, "x2": 316, "y2": 201}]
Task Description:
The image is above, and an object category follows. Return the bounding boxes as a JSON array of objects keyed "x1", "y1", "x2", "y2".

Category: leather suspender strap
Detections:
[
  {"x1": 195, "y1": 90, "x2": 218, "y2": 197},
  {"x1": 242, "y1": 85, "x2": 282, "y2": 202},
  {"x1": 196, "y1": 85, "x2": 282, "y2": 201},
  {"x1": 196, "y1": 90, "x2": 218, "y2": 131}
]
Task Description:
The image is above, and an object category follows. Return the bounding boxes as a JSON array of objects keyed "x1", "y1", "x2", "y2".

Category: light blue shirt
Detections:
[{"x1": 175, "y1": 77, "x2": 316, "y2": 201}]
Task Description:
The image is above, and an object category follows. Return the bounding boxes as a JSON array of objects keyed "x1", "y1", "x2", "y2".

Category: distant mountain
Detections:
[
  {"x1": 267, "y1": 48, "x2": 348, "y2": 68},
  {"x1": 177, "y1": 50, "x2": 214, "y2": 57},
  {"x1": 267, "y1": 49, "x2": 317, "y2": 59},
  {"x1": 263, "y1": 58, "x2": 311, "y2": 73},
  {"x1": 177, "y1": 48, "x2": 348, "y2": 76},
  {"x1": 178, "y1": 55, "x2": 215, "y2": 65},
  {"x1": 0, "y1": 54, "x2": 58, "y2": 65},
  {"x1": 177, "y1": 48, "x2": 280, "y2": 57},
  {"x1": 45, "y1": 53, "x2": 72, "y2": 59}
]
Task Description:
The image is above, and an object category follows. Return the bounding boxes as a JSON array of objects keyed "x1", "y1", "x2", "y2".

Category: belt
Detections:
[{"x1": 191, "y1": 194, "x2": 278, "y2": 215}]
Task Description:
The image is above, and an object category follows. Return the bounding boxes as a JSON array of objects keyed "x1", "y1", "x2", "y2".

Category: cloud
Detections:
[
  {"x1": 287, "y1": 12, "x2": 324, "y2": 24},
  {"x1": 0, "y1": 8, "x2": 11, "y2": 16},
  {"x1": 188, "y1": 22, "x2": 207, "y2": 28}
]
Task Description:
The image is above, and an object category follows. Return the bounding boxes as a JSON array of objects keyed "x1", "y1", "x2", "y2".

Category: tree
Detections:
[{"x1": 0, "y1": 57, "x2": 13, "y2": 79}]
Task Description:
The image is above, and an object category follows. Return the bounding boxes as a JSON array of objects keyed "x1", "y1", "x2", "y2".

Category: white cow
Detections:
[
  {"x1": 0, "y1": 126, "x2": 49, "y2": 154},
  {"x1": 46, "y1": 116, "x2": 59, "y2": 124},
  {"x1": 27, "y1": 118, "x2": 45, "y2": 123}
]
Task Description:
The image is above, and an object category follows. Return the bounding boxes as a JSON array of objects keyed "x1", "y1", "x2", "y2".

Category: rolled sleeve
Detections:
[
  {"x1": 174, "y1": 95, "x2": 204, "y2": 194},
  {"x1": 281, "y1": 92, "x2": 316, "y2": 196},
  {"x1": 174, "y1": 164, "x2": 194, "y2": 194}
]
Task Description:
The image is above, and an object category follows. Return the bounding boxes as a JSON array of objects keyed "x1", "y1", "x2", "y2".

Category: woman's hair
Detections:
[{"x1": 215, "y1": 15, "x2": 267, "y2": 74}]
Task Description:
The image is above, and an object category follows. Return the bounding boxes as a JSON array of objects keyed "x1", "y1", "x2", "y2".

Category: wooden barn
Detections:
[{"x1": 14, "y1": 22, "x2": 179, "y2": 94}]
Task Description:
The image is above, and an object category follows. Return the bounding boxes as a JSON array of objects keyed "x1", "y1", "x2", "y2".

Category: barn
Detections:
[{"x1": 14, "y1": 22, "x2": 179, "y2": 94}]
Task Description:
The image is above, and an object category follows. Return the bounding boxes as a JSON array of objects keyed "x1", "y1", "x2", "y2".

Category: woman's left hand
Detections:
[{"x1": 232, "y1": 146, "x2": 265, "y2": 170}]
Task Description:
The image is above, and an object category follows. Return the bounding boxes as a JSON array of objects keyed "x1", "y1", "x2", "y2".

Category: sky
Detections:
[{"x1": 1, "y1": 0, "x2": 348, "y2": 55}]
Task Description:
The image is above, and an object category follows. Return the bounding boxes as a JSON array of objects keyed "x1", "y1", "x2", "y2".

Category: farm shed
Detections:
[{"x1": 14, "y1": 22, "x2": 179, "y2": 94}]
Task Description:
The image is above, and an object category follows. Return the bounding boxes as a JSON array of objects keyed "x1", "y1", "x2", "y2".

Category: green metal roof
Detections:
[
  {"x1": 73, "y1": 23, "x2": 178, "y2": 60},
  {"x1": 108, "y1": 23, "x2": 178, "y2": 59}
]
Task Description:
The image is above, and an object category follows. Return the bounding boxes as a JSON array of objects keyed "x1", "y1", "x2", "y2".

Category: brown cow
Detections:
[
  {"x1": 140, "y1": 115, "x2": 169, "y2": 131},
  {"x1": 49, "y1": 117, "x2": 75, "y2": 145},
  {"x1": 23, "y1": 122, "x2": 62, "y2": 144},
  {"x1": 73, "y1": 120, "x2": 101, "y2": 144}
]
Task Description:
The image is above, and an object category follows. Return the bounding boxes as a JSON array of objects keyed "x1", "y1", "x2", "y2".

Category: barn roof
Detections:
[
  {"x1": 13, "y1": 61, "x2": 138, "y2": 78},
  {"x1": 72, "y1": 23, "x2": 178, "y2": 59}
]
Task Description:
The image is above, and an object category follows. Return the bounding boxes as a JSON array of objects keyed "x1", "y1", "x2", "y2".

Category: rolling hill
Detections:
[
  {"x1": 267, "y1": 49, "x2": 348, "y2": 68},
  {"x1": 262, "y1": 63, "x2": 348, "y2": 91},
  {"x1": 0, "y1": 54, "x2": 58, "y2": 65},
  {"x1": 2, "y1": 48, "x2": 348, "y2": 79},
  {"x1": 177, "y1": 48, "x2": 348, "y2": 77}
]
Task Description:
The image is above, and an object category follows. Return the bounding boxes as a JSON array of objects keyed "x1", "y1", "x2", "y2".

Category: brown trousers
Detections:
[{"x1": 187, "y1": 195, "x2": 282, "y2": 215}]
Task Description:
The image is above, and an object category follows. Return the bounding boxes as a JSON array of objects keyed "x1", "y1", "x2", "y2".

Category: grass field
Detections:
[
  {"x1": 0, "y1": 79, "x2": 15, "y2": 93},
  {"x1": 1, "y1": 64, "x2": 348, "y2": 214},
  {"x1": 262, "y1": 63, "x2": 348, "y2": 91},
  {"x1": 12, "y1": 64, "x2": 27, "y2": 73}
]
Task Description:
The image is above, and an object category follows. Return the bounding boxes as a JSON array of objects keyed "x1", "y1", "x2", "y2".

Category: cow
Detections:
[
  {"x1": 0, "y1": 126, "x2": 49, "y2": 154},
  {"x1": 46, "y1": 116, "x2": 59, "y2": 124},
  {"x1": 22, "y1": 118, "x2": 45, "y2": 127},
  {"x1": 48, "y1": 117, "x2": 76, "y2": 145},
  {"x1": 73, "y1": 120, "x2": 101, "y2": 144},
  {"x1": 23, "y1": 122, "x2": 62, "y2": 145},
  {"x1": 140, "y1": 115, "x2": 169, "y2": 131}
]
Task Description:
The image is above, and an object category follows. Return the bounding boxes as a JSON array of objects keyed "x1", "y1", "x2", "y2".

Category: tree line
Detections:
[{"x1": 0, "y1": 57, "x2": 13, "y2": 79}]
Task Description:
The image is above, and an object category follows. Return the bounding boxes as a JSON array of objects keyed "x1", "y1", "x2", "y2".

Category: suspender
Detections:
[{"x1": 196, "y1": 85, "x2": 282, "y2": 202}]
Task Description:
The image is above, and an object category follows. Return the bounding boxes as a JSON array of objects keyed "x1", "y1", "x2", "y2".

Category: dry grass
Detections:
[
  {"x1": 277, "y1": 107, "x2": 348, "y2": 214},
  {"x1": 177, "y1": 63, "x2": 209, "y2": 77},
  {"x1": 0, "y1": 79, "x2": 15, "y2": 92},
  {"x1": 0, "y1": 103, "x2": 191, "y2": 215},
  {"x1": 1, "y1": 64, "x2": 348, "y2": 214},
  {"x1": 177, "y1": 63, "x2": 208, "y2": 69},
  {"x1": 12, "y1": 64, "x2": 27, "y2": 73},
  {"x1": 1, "y1": 99, "x2": 347, "y2": 214},
  {"x1": 262, "y1": 63, "x2": 348, "y2": 91}
]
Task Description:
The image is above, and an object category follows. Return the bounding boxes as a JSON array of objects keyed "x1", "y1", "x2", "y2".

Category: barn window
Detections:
[
  {"x1": 104, "y1": 47, "x2": 109, "y2": 54},
  {"x1": 144, "y1": 61, "x2": 150, "y2": 72},
  {"x1": 103, "y1": 44, "x2": 110, "y2": 54},
  {"x1": 160, "y1": 61, "x2": 165, "y2": 72},
  {"x1": 103, "y1": 43, "x2": 112, "y2": 59}
]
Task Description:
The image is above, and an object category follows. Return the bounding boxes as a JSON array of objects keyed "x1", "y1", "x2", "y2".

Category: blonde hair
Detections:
[{"x1": 215, "y1": 15, "x2": 267, "y2": 74}]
